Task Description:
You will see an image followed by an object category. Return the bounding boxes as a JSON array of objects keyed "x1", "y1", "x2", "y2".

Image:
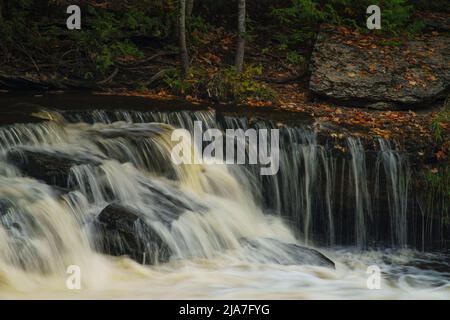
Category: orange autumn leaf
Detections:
[{"x1": 436, "y1": 150, "x2": 447, "y2": 160}]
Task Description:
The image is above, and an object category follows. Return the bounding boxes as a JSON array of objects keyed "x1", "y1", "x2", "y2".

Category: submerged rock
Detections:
[
  {"x1": 0, "y1": 199, "x2": 13, "y2": 217},
  {"x1": 7, "y1": 149, "x2": 98, "y2": 189},
  {"x1": 94, "y1": 204, "x2": 171, "y2": 265},
  {"x1": 142, "y1": 180, "x2": 207, "y2": 226},
  {"x1": 94, "y1": 136, "x2": 179, "y2": 181},
  {"x1": 242, "y1": 238, "x2": 335, "y2": 269},
  {"x1": 310, "y1": 31, "x2": 450, "y2": 108}
]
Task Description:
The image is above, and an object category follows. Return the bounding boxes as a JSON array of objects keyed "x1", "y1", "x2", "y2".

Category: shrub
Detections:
[
  {"x1": 164, "y1": 65, "x2": 277, "y2": 103},
  {"x1": 208, "y1": 65, "x2": 277, "y2": 103},
  {"x1": 431, "y1": 104, "x2": 450, "y2": 144},
  {"x1": 270, "y1": 0, "x2": 422, "y2": 50}
]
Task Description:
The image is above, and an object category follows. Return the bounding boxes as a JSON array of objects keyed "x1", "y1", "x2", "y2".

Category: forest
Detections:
[{"x1": 0, "y1": 1, "x2": 446, "y2": 98}]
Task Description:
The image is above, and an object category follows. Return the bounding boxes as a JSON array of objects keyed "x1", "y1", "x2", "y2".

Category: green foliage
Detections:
[
  {"x1": 0, "y1": 1, "x2": 172, "y2": 75},
  {"x1": 382, "y1": 0, "x2": 411, "y2": 30},
  {"x1": 272, "y1": 0, "x2": 324, "y2": 25},
  {"x1": 270, "y1": 0, "x2": 422, "y2": 50},
  {"x1": 424, "y1": 166, "x2": 450, "y2": 224},
  {"x1": 379, "y1": 39, "x2": 404, "y2": 47},
  {"x1": 187, "y1": 15, "x2": 214, "y2": 46},
  {"x1": 286, "y1": 51, "x2": 305, "y2": 66},
  {"x1": 431, "y1": 105, "x2": 450, "y2": 144},
  {"x1": 164, "y1": 67, "x2": 208, "y2": 96},
  {"x1": 426, "y1": 102, "x2": 450, "y2": 225},
  {"x1": 123, "y1": 10, "x2": 168, "y2": 38},
  {"x1": 164, "y1": 65, "x2": 277, "y2": 103},
  {"x1": 71, "y1": 6, "x2": 171, "y2": 73},
  {"x1": 0, "y1": 1, "x2": 49, "y2": 50},
  {"x1": 208, "y1": 65, "x2": 277, "y2": 103},
  {"x1": 271, "y1": 0, "x2": 323, "y2": 48},
  {"x1": 188, "y1": 15, "x2": 213, "y2": 34},
  {"x1": 380, "y1": 0, "x2": 424, "y2": 37},
  {"x1": 134, "y1": 81, "x2": 148, "y2": 93}
]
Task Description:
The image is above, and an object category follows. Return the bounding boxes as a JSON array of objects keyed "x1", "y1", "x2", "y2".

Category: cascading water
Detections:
[
  {"x1": 347, "y1": 137, "x2": 372, "y2": 248},
  {"x1": 0, "y1": 106, "x2": 448, "y2": 299},
  {"x1": 376, "y1": 139, "x2": 410, "y2": 248}
]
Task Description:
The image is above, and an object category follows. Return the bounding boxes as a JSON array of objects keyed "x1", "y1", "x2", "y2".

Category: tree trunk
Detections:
[
  {"x1": 179, "y1": 0, "x2": 190, "y2": 77},
  {"x1": 0, "y1": 0, "x2": 3, "y2": 21},
  {"x1": 186, "y1": 0, "x2": 194, "y2": 17},
  {"x1": 235, "y1": 0, "x2": 246, "y2": 74}
]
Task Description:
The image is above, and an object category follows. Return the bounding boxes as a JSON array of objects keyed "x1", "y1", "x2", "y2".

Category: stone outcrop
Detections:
[{"x1": 310, "y1": 31, "x2": 450, "y2": 109}]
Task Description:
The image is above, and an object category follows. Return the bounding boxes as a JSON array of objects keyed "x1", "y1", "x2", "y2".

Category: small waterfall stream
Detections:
[{"x1": 0, "y1": 105, "x2": 448, "y2": 299}]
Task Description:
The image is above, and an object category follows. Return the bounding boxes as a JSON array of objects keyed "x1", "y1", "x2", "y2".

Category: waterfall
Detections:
[
  {"x1": 0, "y1": 114, "x2": 299, "y2": 287},
  {"x1": 55, "y1": 108, "x2": 446, "y2": 250},
  {"x1": 0, "y1": 106, "x2": 448, "y2": 296},
  {"x1": 0, "y1": 122, "x2": 67, "y2": 152}
]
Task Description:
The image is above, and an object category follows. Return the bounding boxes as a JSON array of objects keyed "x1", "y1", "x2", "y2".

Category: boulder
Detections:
[
  {"x1": 242, "y1": 238, "x2": 335, "y2": 269},
  {"x1": 310, "y1": 31, "x2": 450, "y2": 108},
  {"x1": 94, "y1": 204, "x2": 171, "y2": 265}
]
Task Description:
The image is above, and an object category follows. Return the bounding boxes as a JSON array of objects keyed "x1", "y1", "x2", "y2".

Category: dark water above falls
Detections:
[{"x1": 0, "y1": 95, "x2": 448, "y2": 299}]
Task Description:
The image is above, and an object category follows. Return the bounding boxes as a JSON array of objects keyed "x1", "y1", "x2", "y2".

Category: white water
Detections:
[{"x1": 0, "y1": 110, "x2": 448, "y2": 299}]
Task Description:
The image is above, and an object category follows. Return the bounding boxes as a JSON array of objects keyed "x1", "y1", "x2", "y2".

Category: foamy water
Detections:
[{"x1": 1, "y1": 250, "x2": 449, "y2": 299}]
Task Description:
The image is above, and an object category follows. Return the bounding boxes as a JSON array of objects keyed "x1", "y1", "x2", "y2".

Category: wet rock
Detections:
[
  {"x1": 310, "y1": 32, "x2": 450, "y2": 108},
  {"x1": 142, "y1": 180, "x2": 207, "y2": 226},
  {"x1": 88, "y1": 124, "x2": 180, "y2": 180},
  {"x1": 242, "y1": 238, "x2": 335, "y2": 269},
  {"x1": 92, "y1": 125, "x2": 166, "y2": 139},
  {"x1": 94, "y1": 204, "x2": 171, "y2": 265},
  {"x1": 7, "y1": 149, "x2": 96, "y2": 188},
  {"x1": 94, "y1": 136, "x2": 179, "y2": 181},
  {"x1": 0, "y1": 199, "x2": 12, "y2": 217}
]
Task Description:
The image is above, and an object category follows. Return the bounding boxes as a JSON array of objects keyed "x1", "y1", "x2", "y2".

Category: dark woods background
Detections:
[{"x1": 0, "y1": 0, "x2": 448, "y2": 101}]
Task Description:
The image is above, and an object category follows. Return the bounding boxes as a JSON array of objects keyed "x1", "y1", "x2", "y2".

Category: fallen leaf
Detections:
[{"x1": 436, "y1": 150, "x2": 447, "y2": 160}]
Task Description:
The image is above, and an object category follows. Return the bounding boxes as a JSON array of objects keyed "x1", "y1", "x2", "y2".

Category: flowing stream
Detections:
[{"x1": 0, "y1": 102, "x2": 448, "y2": 299}]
